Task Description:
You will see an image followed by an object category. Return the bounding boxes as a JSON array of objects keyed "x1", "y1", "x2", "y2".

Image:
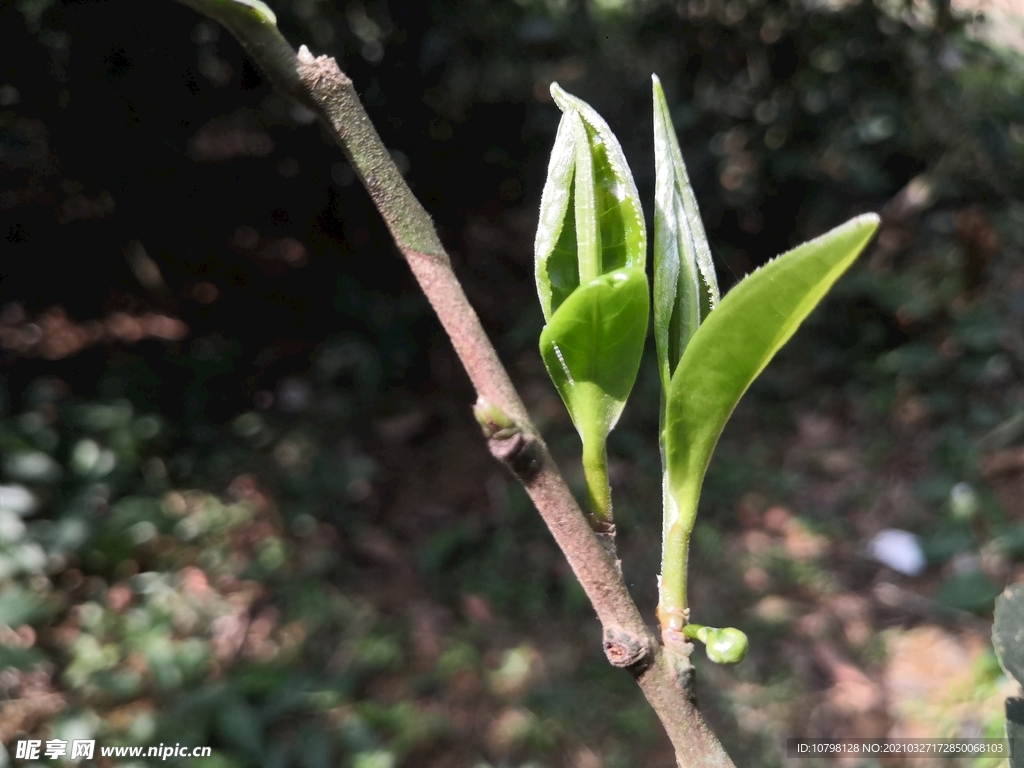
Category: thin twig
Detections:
[{"x1": 172, "y1": 2, "x2": 736, "y2": 764}]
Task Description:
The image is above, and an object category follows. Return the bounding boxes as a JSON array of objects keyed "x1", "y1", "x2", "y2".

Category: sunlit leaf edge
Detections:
[{"x1": 664, "y1": 214, "x2": 880, "y2": 521}]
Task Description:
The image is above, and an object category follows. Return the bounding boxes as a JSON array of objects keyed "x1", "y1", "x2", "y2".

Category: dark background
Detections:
[{"x1": 2, "y1": 0, "x2": 1024, "y2": 765}]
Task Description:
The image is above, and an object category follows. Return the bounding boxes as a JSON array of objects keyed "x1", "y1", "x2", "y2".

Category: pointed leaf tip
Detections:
[
  {"x1": 653, "y1": 75, "x2": 720, "y2": 392},
  {"x1": 535, "y1": 85, "x2": 647, "y2": 320}
]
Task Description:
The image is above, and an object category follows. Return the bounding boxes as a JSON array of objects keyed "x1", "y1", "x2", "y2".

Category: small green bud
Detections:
[
  {"x1": 473, "y1": 398, "x2": 518, "y2": 440},
  {"x1": 683, "y1": 623, "x2": 748, "y2": 665},
  {"x1": 703, "y1": 627, "x2": 748, "y2": 664}
]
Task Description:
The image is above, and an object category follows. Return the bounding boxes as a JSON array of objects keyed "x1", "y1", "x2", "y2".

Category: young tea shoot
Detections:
[
  {"x1": 537, "y1": 78, "x2": 879, "y2": 664},
  {"x1": 652, "y1": 77, "x2": 878, "y2": 658},
  {"x1": 535, "y1": 84, "x2": 649, "y2": 535}
]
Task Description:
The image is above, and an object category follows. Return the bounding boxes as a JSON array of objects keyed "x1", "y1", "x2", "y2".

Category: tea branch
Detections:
[{"x1": 172, "y1": 1, "x2": 735, "y2": 765}]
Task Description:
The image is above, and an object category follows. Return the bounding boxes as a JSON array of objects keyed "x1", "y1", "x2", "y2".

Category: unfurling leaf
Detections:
[
  {"x1": 535, "y1": 84, "x2": 647, "y2": 321},
  {"x1": 652, "y1": 75, "x2": 719, "y2": 393},
  {"x1": 664, "y1": 215, "x2": 879, "y2": 532},
  {"x1": 534, "y1": 84, "x2": 648, "y2": 521}
]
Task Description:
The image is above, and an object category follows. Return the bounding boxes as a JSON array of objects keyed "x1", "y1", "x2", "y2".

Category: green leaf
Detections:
[
  {"x1": 540, "y1": 268, "x2": 649, "y2": 435},
  {"x1": 994, "y1": 583, "x2": 1024, "y2": 686},
  {"x1": 535, "y1": 84, "x2": 647, "y2": 321},
  {"x1": 664, "y1": 215, "x2": 879, "y2": 527},
  {"x1": 539, "y1": 267, "x2": 649, "y2": 478},
  {"x1": 535, "y1": 85, "x2": 648, "y2": 521},
  {"x1": 652, "y1": 75, "x2": 720, "y2": 393},
  {"x1": 552, "y1": 85, "x2": 647, "y2": 277}
]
